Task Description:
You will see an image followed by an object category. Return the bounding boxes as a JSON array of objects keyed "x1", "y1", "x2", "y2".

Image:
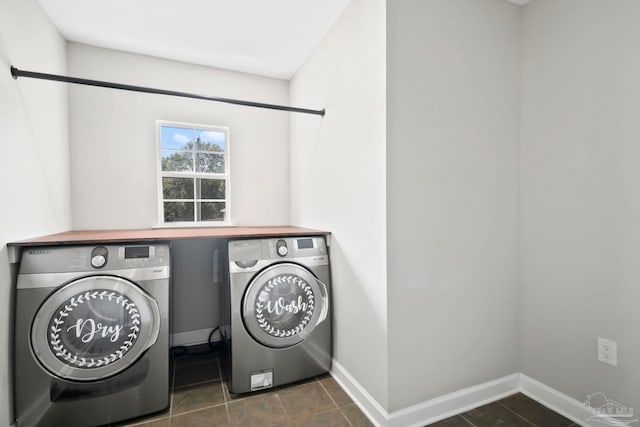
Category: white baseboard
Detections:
[
  {"x1": 331, "y1": 360, "x2": 518, "y2": 427},
  {"x1": 171, "y1": 328, "x2": 219, "y2": 347},
  {"x1": 331, "y1": 359, "x2": 389, "y2": 427},
  {"x1": 518, "y1": 374, "x2": 636, "y2": 427},
  {"x1": 388, "y1": 374, "x2": 520, "y2": 427},
  {"x1": 331, "y1": 362, "x2": 613, "y2": 427}
]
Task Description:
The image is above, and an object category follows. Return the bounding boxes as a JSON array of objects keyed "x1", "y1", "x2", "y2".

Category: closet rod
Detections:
[{"x1": 10, "y1": 66, "x2": 325, "y2": 117}]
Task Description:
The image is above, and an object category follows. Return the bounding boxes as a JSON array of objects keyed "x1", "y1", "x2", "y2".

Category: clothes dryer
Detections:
[
  {"x1": 14, "y1": 244, "x2": 170, "y2": 427},
  {"x1": 223, "y1": 236, "x2": 332, "y2": 394}
]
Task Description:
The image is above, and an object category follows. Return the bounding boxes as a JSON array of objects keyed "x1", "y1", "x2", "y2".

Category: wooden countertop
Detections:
[{"x1": 8, "y1": 226, "x2": 329, "y2": 247}]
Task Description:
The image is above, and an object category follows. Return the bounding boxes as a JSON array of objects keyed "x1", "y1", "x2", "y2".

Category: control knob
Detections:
[
  {"x1": 91, "y1": 255, "x2": 106, "y2": 268},
  {"x1": 276, "y1": 240, "x2": 288, "y2": 257},
  {"x1": 90, "y1": 246, "x2": 108, "y2": 269}
]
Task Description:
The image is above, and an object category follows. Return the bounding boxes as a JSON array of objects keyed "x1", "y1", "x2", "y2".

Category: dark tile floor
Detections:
[
  {"x1": 117, "y1": 348, "x2": 577, "y2": 427},
  {"x1": 429, "y1": 393, "x2": 578, "y2": 427},
  {"x1": 116, "y1": 348, "x2": 373, "y2": 427}
]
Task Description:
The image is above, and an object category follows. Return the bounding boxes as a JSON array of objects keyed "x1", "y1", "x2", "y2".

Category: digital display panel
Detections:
[
  {"x1": 124, "y1": 246, "x2": 150, "y2": 259},
  {"x1": 297, "y1": 239, "x2": 314, "y2": 250}
]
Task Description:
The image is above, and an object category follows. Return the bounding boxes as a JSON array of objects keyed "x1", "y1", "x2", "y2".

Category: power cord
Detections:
[{"x1": 170, "y1": 326, "x2": 222, "y2": 357}]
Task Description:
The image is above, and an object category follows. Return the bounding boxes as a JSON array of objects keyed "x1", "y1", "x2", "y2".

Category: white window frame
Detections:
[{"x1": 156, "y1": 120, "x2": 231, "y2": 226}]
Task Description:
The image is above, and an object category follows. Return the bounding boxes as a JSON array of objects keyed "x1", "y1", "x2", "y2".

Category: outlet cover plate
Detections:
[{"x1": 597, "y1": 337, "x2": 618, "y2": 367}]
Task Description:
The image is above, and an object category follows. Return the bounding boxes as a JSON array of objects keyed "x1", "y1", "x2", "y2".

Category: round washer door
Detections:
[
  {"x1": 242, "y1": 263, "x2": 328, "y2": 348},
  {"x1": 31, "y1": 275, "x2": 161, "y2": 382}
]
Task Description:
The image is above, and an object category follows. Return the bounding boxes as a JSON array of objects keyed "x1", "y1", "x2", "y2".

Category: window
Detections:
[{"x1": 157, "y1": 121, "x2": 230, "y2": 225}]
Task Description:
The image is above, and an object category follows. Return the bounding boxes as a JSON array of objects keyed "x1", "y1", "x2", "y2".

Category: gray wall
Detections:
[
  {"x1": 387, "y1": 0, "x2": 521, "y2": 412},
  {"x1": 519, "y1": 0, "x2": 640, "y2": 413},
  {"x1": 170, "y1": 239, "x2": 227, "y2": 341},
  {"x1": 0, "y1": 0, "x2": 71, "y2": 424},
  {"x1": 67, "y1": 42, "x2": 291, "y2": 230},
  {"x1": 290, "y1": 0, "x2": 388, "y2": 409}
]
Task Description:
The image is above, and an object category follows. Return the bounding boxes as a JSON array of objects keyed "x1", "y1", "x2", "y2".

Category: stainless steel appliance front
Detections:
[
  {"x1": 14, "y1": 244, "x2": 170, "y2": 427},
  {"x1": 223, "y1": 236, "x2": 332, "y2": 394}
]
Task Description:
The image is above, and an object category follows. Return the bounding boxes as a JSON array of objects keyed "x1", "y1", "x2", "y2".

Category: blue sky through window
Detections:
[
  {"x1": 195, "y1": 130, "x2": 226, "y2": 151},
  {"x1": 161, "y1": 126, "x2": 193, "y2": 150},
  {"x1": 161, "y1": 126, "x2": 226, "y2": 152}
]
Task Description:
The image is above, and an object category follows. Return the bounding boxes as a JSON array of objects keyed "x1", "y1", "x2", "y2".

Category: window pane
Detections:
[
  {"x1": 198, "y1": 202, "x2": 225, "y2": 221},
  {"x1": 162, "y1": 150, "x2": 193, "y2": 172},
  {"x1": 161, "y1": 126, "x2": 193, "y2": 150},
  {"x1": 197, "y1": 153, "x2": 225, "y2": 173},
  {"x1": 197, "y1": 179, "x2": 225, "y2": 200},
  {"x1": 164, "y1": 202, "x2": 194, "y2": 222},
  {"x1": 163, "y1": 177, "x2": 194, "y2": 200},
  {"x1": 195, "y1": 129, "x2": 225, "y2": 152},
  {"x1": 158, "y1": 123, "x2": 229, "y2": 225}
]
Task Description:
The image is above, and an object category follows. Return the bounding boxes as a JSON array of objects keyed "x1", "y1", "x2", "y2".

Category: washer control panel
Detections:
[
  {"x1": 264, "y1": 236, "x2": 326, "y2": 259},
  {"x1": 228, "y1": 236, "x2": 329, "y2": 271}
]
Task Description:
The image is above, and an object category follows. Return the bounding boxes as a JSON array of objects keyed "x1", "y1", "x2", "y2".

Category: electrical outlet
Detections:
[{"x1": 597, "y1": 337, "x2": 617, "y2": 367}]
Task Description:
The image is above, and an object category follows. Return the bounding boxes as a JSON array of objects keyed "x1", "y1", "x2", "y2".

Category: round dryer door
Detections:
[
  {"x1": 31, "y1": 275, "x2": 161, "y2": 382},
  {"x1": 242, "y1": 263, "x2": 328, "y2": 349}
]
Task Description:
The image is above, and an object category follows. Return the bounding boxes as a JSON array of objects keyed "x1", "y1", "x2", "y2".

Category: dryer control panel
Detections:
[{"x1": 18, "y1": 244, "x2": 170, "y2": 274}]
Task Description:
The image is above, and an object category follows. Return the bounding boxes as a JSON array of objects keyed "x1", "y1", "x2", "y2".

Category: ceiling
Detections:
[
  {"x1": 38, "y1": 0, "x2": 351, "y2": 80},
  {"x1": 38, "y1": 0, "x2": 530, "y2": 81}
]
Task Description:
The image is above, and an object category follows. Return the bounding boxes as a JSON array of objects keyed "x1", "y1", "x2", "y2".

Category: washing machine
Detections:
[
  {"x1": 223, "y1": 236, "x2": 331, "y2": 394},
  {"x1": 14, "y1": 243, "x2": 170, "y2": 427}
]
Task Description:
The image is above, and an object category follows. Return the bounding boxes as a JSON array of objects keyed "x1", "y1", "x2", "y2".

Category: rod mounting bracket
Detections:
[{"x1": 10, "y1": 66, "x2": 19, "y2": 80}]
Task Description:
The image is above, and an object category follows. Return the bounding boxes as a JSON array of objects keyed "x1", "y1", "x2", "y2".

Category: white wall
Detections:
[
  {"x1": 386, "y1": 0, "x2": 521, "y2": 412},
  {"x1": 0, "y1": 0, "x2": 70, "y2": 424},
  {"x1": 519, "y1": 0, "x2": 640, "y2": 413},
  {"x1": 290, "y1": 0, "x2": 388, "y2": 409},
  {"x1": 5, "y1": 1, "x2": 639, "y2": 423},
  {"x1": 67, "y1": 43, "x2": 290, "y2": 229},
  {"x1": 66, "y1": 43, "x2": 292, "y2": 345}
]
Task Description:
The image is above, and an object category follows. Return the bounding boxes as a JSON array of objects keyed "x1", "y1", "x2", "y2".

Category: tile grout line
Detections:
[
  {"x1": 290, "y1": 406, "x2": 353, "y2": 425},
  {"x1": 171, "y1": 382, "x2": 228, "y2": 412},
  {"x1": 316, "y1": 376, "x2": 341, "y2": 409},
  {"x1": 170, "y1": 401, "x2": 227, "y2": 418},
  {"x1": 215, "y1": 354, "x2": 222, "y2": 382},
  {"x1": 167, "y1": 355, "x2": 380, "y2": 426},
  {"x1": 316, "y1": 377, "x2": 354, "y2": 427},
  {"x1": 274, "y1": 392, "x2": 293, "y2": 425},
  {"x1": 173, "y1": 376, "x2": 223, "y2": 390},
  {"x1": 278, "y1": 377, "x2": 326, "y2": 423},
  {"x1": 223, "y1": 401, "x2": 232, "y2": 427},
  {"x1": 496, "y1": 400, "x2": 538, "y2": 426},
  {"x1": 459, "y1": 413, "x2": 479, "y2": 427},
  {"x1": 173, "y1": 357, "x2": 221, "y2": 389},
  {"x1": 338, "y1": 407, "x2": 355, "y2": 427},
  {"x1": 217, "y1": 357, "x2": 229, "y2": 406},
  {"x1": 174, "y1": 380, "x2": 211, "y2": 390},
  {"x1": 168, "y1": 356, "x2": 229, "y2": 425}
]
